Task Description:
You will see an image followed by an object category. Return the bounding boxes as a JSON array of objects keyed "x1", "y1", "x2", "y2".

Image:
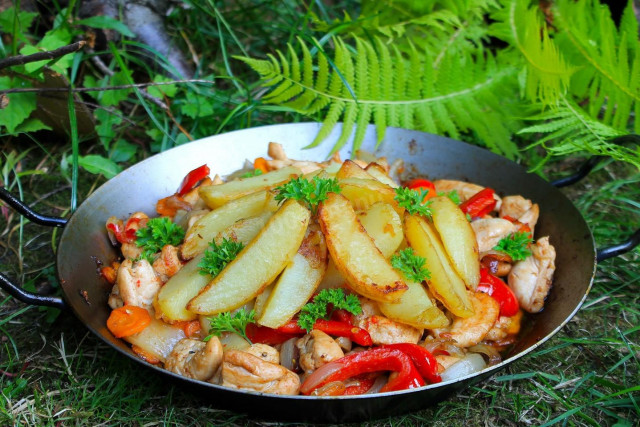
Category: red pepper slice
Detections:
[
  {"x1": 177, "y1": 164, "x2": 210, "y2": 196},
  {"x1": 477, "y1": 268, "x2": 520, "y2": 317},
  {"x1": 380, "y1": 343, "x2": 441, "y2": 384},
  {"x1": 342, "y1": 373, "x2": 379, "y2": 395},
  {"x1": 278, "y1": 319, "x2": 373, "y2": 346},
  {"x1": 330, "y1": 309, "x2": 354, "y2": 325},
  {"x1": 405, "y1": 178, "x2": 437, "y2": 201},
  {"x1": 245, "y1": 324, "x2": 299, "y2": 345},
  {"x1": 459, "y1": 188, "x2": 496, "y2": 218},
  {"x1": 300, "y1": 347, "x2": 424, "y2": 395}
]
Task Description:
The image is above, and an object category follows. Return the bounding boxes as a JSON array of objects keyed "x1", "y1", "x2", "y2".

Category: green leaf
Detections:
[
  {"x1": 14, "y1": 118, "x2": 51, "y2": 133},
  {"x1": 135, "y1": 217, "x2": 185, "y2": 262},
  {"x1": 494, "y1": 231, "x2": 533, "y2": 261},
  {"x1": 147, "y1": 75, "x2": 178, "y2": 98},
  {"x1": 75, "y1": 16, "x2": 135, "y2": 38},
  {"x1": 19, "y1": 28, "x2": 74, "y2": 75},
  {"x1": 394, "y1": 187, "x2": 433, "y2": 218},
  {"x1": 391, "y1": 248, "x2": 431, "y2": 283},
  {"x1": 0, "y1": 77, "x2": 37, "y2": 134},
  {"x1": 198, "y1": 238, "x2": 245, "y2": 278},
  {"x1": 101, "y1": 70, "x2": 133, "y2": 106},
  {"x1": 0, "y1": 7, "x2": 38, "y2": 39},
  {"x1": 205, "y1": 309, "x2": 255, "y2": 344},
  {"x1": 274, "y1": 176, "x2": 341, "y2": 214},
  {"x1": 297, "y1": 288, "x2": 362, "y2": 332},
  {"x1": 78, "y1": 155, "x2": 122, "y2": 178},
  {"x1": 110, "y1": 139, "x2": 137, "y2": 163},
  {"x1": 180, "y1": 92, "x2": 214, "y2": 118},
  {"x1": 94, "y1": 108, "x2": 123, "y2": 150}
]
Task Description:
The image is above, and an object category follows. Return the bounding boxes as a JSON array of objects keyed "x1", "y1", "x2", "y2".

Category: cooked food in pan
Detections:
[{"x1": 101, "y1": 142, "x2": 556, "y2": 395}]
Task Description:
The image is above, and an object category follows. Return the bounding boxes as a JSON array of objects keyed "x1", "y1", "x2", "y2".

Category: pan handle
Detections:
[
  {"x1": 0, "y1": 187, "x2": 67, "y2": 309},
  {"x1": 550, "y1": 135, "x2": 640, "y2": 261}
]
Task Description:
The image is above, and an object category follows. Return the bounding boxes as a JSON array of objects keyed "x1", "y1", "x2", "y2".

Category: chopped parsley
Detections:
[
  {"x1": 274, "y1": 176, "x2": 341, "y2": 213},
  {"x1": 394, "y1": 187, "x2": 433, "y2": 218},
  {"x1": 204, "y1": 309, "x2": 255, "y2": 344},
  {"x1": 198, "y1": 238, "x2": 245, "y2": 277},
  {"x1": 241, "y1": 169, "x2": 263, "y2": 178},
  {"x1": 391, "y1": 248, "x2": 431, "y2": 283},
  {"x1": 493, "y1": 231, "x2": 533, "y2": 261},
  {"x1": 135, "y1": 217, "x2": 185, "y2": 263},
  {"x1": 297, "y1": 288, "x2": 362, "y2": 332},
  {"x1": 438, "y1": 189, "x2": 461, "y2": 205}
]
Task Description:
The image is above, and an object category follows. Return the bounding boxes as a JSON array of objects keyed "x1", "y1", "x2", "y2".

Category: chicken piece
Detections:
[
  {"x1": 499, "y1": 195, "x2": 540, "y2": 232},
  {"x1": 508, "y1": 237, "x2": 556, "y2": 313},
  {"x1": 433, "y1": 179, "x2": 502, "y2": 210},
  {"x1": 110, "y1": 259, "x2": 161, "y2": 309},
  {"x1": 485, "y1": 311, "x2": 523, "y2": 342},
  {"x1": 434, "y1": 292, "x2": 500, "y2": 348},
  {"x1": 245, "y1": 343, "x2": 280, "y2": 364},
  {"x1": 296, "y1": 330, "x2": 344, "y2": 373},
  {"x1": 353, "y1": 297, "x2": 423, "y2": 345},
  {"x1": 152, "y1": 244, "x2": 183, "y2": 282},
  {"x1": 107, "y1": 283, "x2": 124, "y2": 309},
  {"x1": 121, "y1": 242, "x2": 144, "y2": 260},
  {"x1": 165, "y1": 337, "x2": 224, "y2": 381},
  {"x1": 265, "y1": 142, "x2": 325, "y2": 174},
  {"x1": 471, "y1": 218, "x2": 516, "y2": 253},
  {"x1": 221, "y1": 350, "x2": 300, "y2": 395}
]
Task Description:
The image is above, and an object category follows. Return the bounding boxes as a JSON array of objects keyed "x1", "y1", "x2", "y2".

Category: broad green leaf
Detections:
[
  {"x1": 94, "y1": 108, "x2": 123, "y2": 150},
  {"x1": 75, "y1": 16, "x2": 135, "y2": 38},
  {"x1": 147, "y1": 75, "x2": 178, "y2": 98},
  {"x1": 78, "y1": 155, "x2": 122, "y2": 178},
  {"x1": 0, "y1": 7, "x2": 37, "y2": 39},
  {"x1": 19, "y1": 28, "x2": 74, "y2": 75},
  {"x1": 180, "y1": 92, "x2": 214, "y2": 118},
  {"x1": 101, "y1": 71, "x2": 133, "y2": 106},
  {"x1": 110, "y1": 139, "x2": 137, "y2": 163},
  {"x1": 0, "y1": 77, "x2": 37, "y2": 134},
  {"x1": 14, "y1": 118, "x2": 51, "y2": 133}
]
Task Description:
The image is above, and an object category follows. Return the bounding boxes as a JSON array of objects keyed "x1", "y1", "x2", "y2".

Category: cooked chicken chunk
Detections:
[
  {"x1": 296, "y1": 330, "x2": 344, "y2": 373},
  {"x1": 354, "y1": 298, "x2": 423, "y2": 344},
  {"x1": 433, "y1": 292, "x2": 500, "y2": 348},
  {"x1": 121, "y1": 242, "x2": 144, "y2": 260},
  {"x1": 165, "y1": 337, "x2": 223, "y2": 381},
  {"x1": 471, "y1": 218, "x2": 516, "y2": 253},
  {"x1": 265, "y1": 142, "x2": 324, "y2": 174},
  {"x1": 433, "y1": 179, "x2": 502, "y2": 210},
  {"x1": 508, "y1": 236, "x2": 556, "y2": 313},
  {"x1": 152, "y1": 244, "x2": 183, "y2": 282},
  {"x1": 109, "y1": 259, "x2": 161, "y2": 309},
  {"x1": 221, "y1": 350, "x2": 300, "y2": 395},
  {"x1": 485, "y1": 311, "x2": 523, "y2": 342},
  {"x1": 245, "y1": 343, "x2": 280, "y2": 364},
  {"x1": 499, "y1": 195, "x2": 540, "y2": 232}
]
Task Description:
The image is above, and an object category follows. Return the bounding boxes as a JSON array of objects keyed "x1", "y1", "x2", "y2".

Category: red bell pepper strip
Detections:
[
  {"x1": 405, "y1": 178, "x2": 437, "y2": 201},
  {"x1": 459, "y1": 188, "x2": 496, "y2": 218},
  {"x1": 177, "y1": 164, "x2": 210, "y2": 196},
  {"x1": 343, "y1": 373, "x2": 379, "y2": 395},
  {"x1": 278, "y1": 319, "x2": 373, "y2": 347},
  {"x1": 300, "y1": 347, "x2": 424, "y2": 395},
  {"x1": 245, "y1": 324, "x2": 300, "y2": 345},
  {"x1": 477, "y1": 268, "x2": 520, "y2": 317},
  {"x1": 330, "y1": 309, "x2": 354, "y2": 325},
  {"x1": 380, "y1": 343, "x2": 441, "y2": 384}
]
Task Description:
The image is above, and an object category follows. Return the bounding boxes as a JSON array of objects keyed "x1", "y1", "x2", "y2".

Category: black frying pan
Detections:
[{"x1": 1, "y1": 124, "x2": 639, "y2": 422}]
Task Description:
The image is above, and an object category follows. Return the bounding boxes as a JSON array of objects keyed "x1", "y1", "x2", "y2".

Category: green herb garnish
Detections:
[
  {"x1": 204, "y1": 309, "x2": 255, "y2": 344},
  {"x1": 437, "y1": 189, "x2": 461, "y2": 205},
  {"x1": 241, "y1": 169, "x2": 263, "y2": 178},
  {"x1": 394, "y1": 187, "x2": 433, "y2": 217},
  {"x1": 494, "y1": 231, "x2": 534, "y2": 261},
  {"x1": 391, "y1": 248, "x2": 431, "y2": 283},
  {"x1": 297, "y1": 288, "x2": 361, "y2": 332},
  {"x1": 198, "y1": 238, "x2": 245, "y2": 277},
  {"x1": 274, "y1": 176, "x2": 341, "y2": 213},
  {"x1": 135, "y1": 217, "x2": 185, "y2": 263}
]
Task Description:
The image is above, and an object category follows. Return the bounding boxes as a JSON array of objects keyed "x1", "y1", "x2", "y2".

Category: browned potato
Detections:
[
  {"x1": 336, "y1": 159, "x2": 374, "y2": 180},
  {"x1": 378, "y1": 280, "x2": 449, "y2": 329},
  {"x1": 430, "y1": 196, "x2": 480, "y2": 289},
  {"x1": 187, "y1": 200, "x2": 311, "y2": 314},
  {"x1": 339, "y1": 177, "x2": 402, "y2": 215},
  {"x1": 319, "y1": 193, "x2": 407, "y2": 303},
  {"x1": 357, "y1": 202, "x2": 403, "y2": 258},
  {"x1": 404, "y1": 214, "x2": 474, "y2": 317},
  {"x1": 365, "y1": 163, "x2": 398, "y2": 188}
]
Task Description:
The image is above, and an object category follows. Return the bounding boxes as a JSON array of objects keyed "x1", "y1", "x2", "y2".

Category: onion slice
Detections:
[{"x1": 440, "y1": 353, "x2": 486, "y2": 382}]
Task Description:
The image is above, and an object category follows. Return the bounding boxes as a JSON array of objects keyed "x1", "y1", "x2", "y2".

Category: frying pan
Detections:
[{"x1": 1, "y1": 123, "x2": 639, "y2": 423}]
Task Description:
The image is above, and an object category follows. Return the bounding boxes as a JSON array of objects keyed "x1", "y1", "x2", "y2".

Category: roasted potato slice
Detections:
[
  {"x1": 199, "y1": 166, "x2": 301, "y2": 209},
  {"x1": 365, "y1": 163, "x2": 398, "y2": 188},
  {"x1": 213, "y1": 211, "x2": 273, "y2": 246},
  {"x1": 316, "y1": 259, "x2": 347, "y2": 291},
  {"x1": 404, "y1": 214, "x2": 474, "y2": 317},
  {"x1": 339, "y1": 177, "x2": 402, "y2": 215},
  {"x1": 431, "y1": 196, "x2": 480, "y2": 289},
  {"x1": 319, "y1": 193, "x2": 407, "y2": 303},
  {"x1": 357, "y1": 202, "x2": 403, "y2": 258},
  {"x1": 336, "y1": 159, "x2": 374, "y2": 180},
  {"x1": 257, "y1": 224, "x2": 328, "y2": 328},
  {"x1": 187, "y1": 200, "x2": 311, "y2": 314},
  {"x1": 378, "y1": 280, "x2": 450, "y2": 329},
  {"x1": 124, "y1": 317, "x2": 185, "y2": 363},
  {"x1": 181, "y1": 191, "x2": 277, "y2": 260}
]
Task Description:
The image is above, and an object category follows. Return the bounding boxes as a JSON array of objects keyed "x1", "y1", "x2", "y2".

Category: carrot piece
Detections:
[
  {"x1": 175, "y1": 320, "x2": 202, "y2": 338},
  {"x1": 131, "y1": 345, "x2": 161, "y2": 364},
  {"x1": 253, "y1": 157, "x2": 269, "y2": 173},
  {"x1": 100, "y1": 266, "x2": 117, "y2": 285},
  {"x1": 107, "y1": 306, "x2": 152, "y2": 338}
]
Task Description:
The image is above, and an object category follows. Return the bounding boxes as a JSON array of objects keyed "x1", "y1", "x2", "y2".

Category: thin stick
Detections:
[
  {"x1": 0, "y1": 79, "x2": 213, "y2": 95},
  {"x1": 0, "y1": 41, "x2": 86, "y2": 70}
]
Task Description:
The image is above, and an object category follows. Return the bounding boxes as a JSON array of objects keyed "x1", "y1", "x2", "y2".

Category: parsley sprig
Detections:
[
  {"x1": 198, "y1": 238, "x2": 245, "y2": 277},
  {"x1": 391, "y1": 248, "x2": 431, "y2": 283},
  {"x1": 494, "y1": 231, "x2": 533, "y2": 261},
  {"x1": 394, "y1": 187, "x2": 433, "y2": 218},
  {"x1": 204, "y1": 309, "x2": 255, "y2": 344},
  {"x1": 297, "y1": 288, "x2": 362, "y2": 332},
  {"x1": 241, "y1": 169, "x2": 263, "y2": 178},
  {"x1": 274, "y1": 176, "x2": 341, "y2": 213},
  {"x1": 135, "y1": 217, "x2": 185, "y2": 263}
]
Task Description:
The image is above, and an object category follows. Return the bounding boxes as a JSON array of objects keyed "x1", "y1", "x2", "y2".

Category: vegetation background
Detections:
[{"x1": 1, "y1": 0, "x2": 639, "y2": 425}]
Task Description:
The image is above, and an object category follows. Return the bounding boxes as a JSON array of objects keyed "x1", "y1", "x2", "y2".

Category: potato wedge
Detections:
[
  {"x1": 339, "y1": 177, "x2": 402, "y2": 215},
  {"x1": 336, "y1": 159, "x2": 374, "y2": 180},
  {"x1": 253, "y1": 283, "x2": 273, "y2": 320},
  {"x1": 124, "y1": 317, "x2": 185, "y2": 363},
  {"x1": 181, "y1": 191, "x2": 277, "y2": 260},
  {"x1": 404, "y1": 214, "x2": 474, "y2": 317},
  {"x1": 357, "y1": 202, "x2": 403, "y2": 258},
  {"x1": 365, "y1": 162, "x2": 398, "y2": 188},
  {"x1": 319, "y1": 193, "x2": 407, "y2": 303},
  {"x1": 316, "y1": 259, "x2": 347, "y2": 291},
  {"x1": 213, "y1": 211, "x2": 273, "y2": 246},
  {"x1": 430, "y1": 196, "x2": 480, "y2": 289},
  {"x1": 199, "y1": 166, "x2": 301, "y2": 209},
  {"x1": 187, "y1": 200, "x2": 310, "y2": 314},
  {"x1": 257, "y1": 224, "x2": 328, "y2": 328},
  {"x1": 379, "y1": 280, "x2": 450, "y2": 329}
]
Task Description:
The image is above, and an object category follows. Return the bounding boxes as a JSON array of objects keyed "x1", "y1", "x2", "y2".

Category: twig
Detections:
[
  {"x1": 0, "y1": 79, "x2": 213, "y2": 95},
  {"x1": 0, "y1": 41, "x2": 86, "y2": 71}
]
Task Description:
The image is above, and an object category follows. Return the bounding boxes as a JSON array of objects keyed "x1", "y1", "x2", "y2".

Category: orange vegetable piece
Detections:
[
  {"x1": 131, "y1": 345, "x2": 161, "y2": 364},
  {"x1": 107, "y1": 305, "x2": 151, "y2": 338},
  {"x1": 175, "y1": 320, "x2": 202, "y2": 338},
  {"x1": 253, "y1": 157, "x2": 270, "y2": 174}
]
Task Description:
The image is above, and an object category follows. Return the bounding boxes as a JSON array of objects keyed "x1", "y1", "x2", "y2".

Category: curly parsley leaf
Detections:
[
  {"x1": 438, "y1": 189, "x2": 461, "y2": 205},
  {"x1": 204, "y1": 309, "x2": 255, "y2": 344},
  {"x1": 241, "y1": 169, "x2": 263, "y2": 178},
  {"x1": 494, "y1": 231, "x2": 533, "y2": 261},
  {"x1": 297, "y1": 288, "x2": 361, "y2": 332},
  {"x1": 394, "y1": 187, "x2": 433, "y2": 218},
  {"x1": 198, "y1": 238, "x2": 245, "y2": 277},
  {"x1": 135, "y1": 217, "x2": 185, "y2": 262},
  {"x1": 274, "y1": 176, "x2": 341, "y2": 213},
  {"x1": 391, "y1": 248, "x2": 431, "y2": 283}
]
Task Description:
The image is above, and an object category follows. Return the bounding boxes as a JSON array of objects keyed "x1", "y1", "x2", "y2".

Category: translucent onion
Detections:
[
  {"x1": 440, "y1": 353, "x2": 486, "y2": 382},
  {"x1": 312, "y1": 381, "x2": 346, "y2": 396},
  {"x1": 469, "y1": 344, "x2": 502, "y2": 367},
  {"x1": 364, "y1": 374, "x2": 388, "y2": 394},
  {"x1": 300, "y1": 361, "x2": 345, "y2": 394},
  {"x1": 280, "y1": 337, "x2": 298, "y2": 371},
  {"x1": 422, "y1": 339, "x2": 465, "y2": 357}
]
